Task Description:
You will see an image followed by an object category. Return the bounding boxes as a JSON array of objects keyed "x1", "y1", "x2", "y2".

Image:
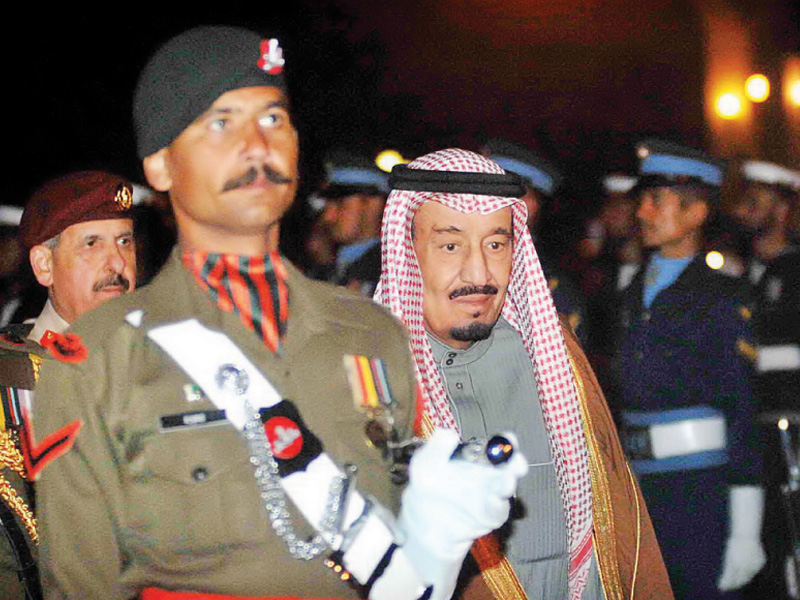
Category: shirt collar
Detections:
[{"x1": 27, "y1": 299, "x2": 70, "y2": 345}]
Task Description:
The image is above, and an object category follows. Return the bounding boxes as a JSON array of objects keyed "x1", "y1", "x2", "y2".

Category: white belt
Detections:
[
  {"x1": 649, "y1": 416, "x2": 727, "y2": 459},
  {"x1": 758, "y1": 345, "x2": 800, "y2": 372}
]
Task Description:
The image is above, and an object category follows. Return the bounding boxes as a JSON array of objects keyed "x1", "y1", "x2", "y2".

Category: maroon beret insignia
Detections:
[{"x1": 114, "y1": 183, "x2": 133, "y2": 211}]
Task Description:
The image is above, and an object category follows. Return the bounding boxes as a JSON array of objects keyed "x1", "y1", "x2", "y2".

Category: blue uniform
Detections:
[{"x1": 616, "y1": 254, "x2": 761, "y2": 599}]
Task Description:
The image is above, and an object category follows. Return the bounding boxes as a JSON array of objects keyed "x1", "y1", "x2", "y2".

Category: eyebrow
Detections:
[
  {"x1": 205, "y1": 100, "x2": 290, "y2": 118},
  {"x1": 430, "y1": 225, "x2": 512, "y2": 236}
]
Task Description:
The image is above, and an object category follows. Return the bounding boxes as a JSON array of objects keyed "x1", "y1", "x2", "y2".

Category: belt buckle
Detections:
[{"x1": 622, "y1": 425, "x2": 654, "y2": 460}]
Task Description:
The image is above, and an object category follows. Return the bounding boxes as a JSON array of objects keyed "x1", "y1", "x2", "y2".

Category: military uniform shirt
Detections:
[
  {"x1": 428, "y1": 316, "x2": 604, "y2": 600},
  {"x1": 34, "y1": 250, "x2": 418, "y2": 599}
]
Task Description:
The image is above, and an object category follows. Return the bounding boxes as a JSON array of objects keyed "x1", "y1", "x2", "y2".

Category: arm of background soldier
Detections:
[
  {"x1": 711, "y1": 290, "x2": 766, "y2": 590},
  {"x1": 35, "y1": 348, "x2": 126, "y2": 599}
]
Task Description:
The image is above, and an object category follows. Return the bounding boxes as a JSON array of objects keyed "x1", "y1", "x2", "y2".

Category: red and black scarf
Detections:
[{"x1": 184, "y1": 251, "x2": 289, "y2": 354}]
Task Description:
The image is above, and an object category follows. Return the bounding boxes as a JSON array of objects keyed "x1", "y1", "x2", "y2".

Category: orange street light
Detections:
[
  {"x1": 376, "y1": 149, "x2": 407, "y2": 173},
  {"x1": 716, "y1": 93, "x2": 744, "y2": 119},
  {"x1": 745, "y1": 74, "x2": 770, "y2": 103},
  {"x1": 791, "y1": 81, "x2": 800, "y2": 107}
]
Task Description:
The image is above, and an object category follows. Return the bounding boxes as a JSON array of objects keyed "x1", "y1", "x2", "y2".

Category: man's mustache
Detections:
[
  {"x1": 222, "y1": 165, "x2": 294, "y2": 192},
  {"x1": 93, "y1": 273, "x2": 131, "y2": 292},
  {"x1": 449, "y1": 285, "x2": 499, "y2": 300}
]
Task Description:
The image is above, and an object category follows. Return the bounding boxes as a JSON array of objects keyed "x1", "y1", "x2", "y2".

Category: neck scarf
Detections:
[
  {"x1": 374, "y1": 148, "x2": 593, "y2": 600},
  {"x1": 183, "y1": 251, "x2": 289, "y2": 354}
]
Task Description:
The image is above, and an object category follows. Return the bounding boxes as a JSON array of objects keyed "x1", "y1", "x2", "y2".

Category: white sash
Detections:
[{"x1": 130, "y1": 314, "x2": 430, "y2": 600}]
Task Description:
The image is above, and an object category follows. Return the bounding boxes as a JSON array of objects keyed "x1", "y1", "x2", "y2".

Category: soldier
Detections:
[
  {"x1": 317, "y1": 149, "x2": 389, "y2": 296},
  {"x1": 482, "y1": 138, "x2": 588, "y2": 343},
  {"x1": 736, "y1": 160, "x2": 800, "y2": 598},
  {"x1": 375, "y1": 148, "x2": 673, "y2": 599},
  {"x1": 1, "y1": 170, "x2": 137, "y2": 599},
  {"x1": 616, "y1": 139, "x2": 764, "y2": 599},
  {"x1": 33, "y1": 26, "x2": 526, "y2": 600}
]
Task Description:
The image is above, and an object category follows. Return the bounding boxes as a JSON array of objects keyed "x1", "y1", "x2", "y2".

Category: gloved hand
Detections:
[
  {"x1": 397, "y1": 428, "x2": 528, "y2": 600},
  {"x1": 717, "y1": 485, "x2": 767, "y2": 591}
]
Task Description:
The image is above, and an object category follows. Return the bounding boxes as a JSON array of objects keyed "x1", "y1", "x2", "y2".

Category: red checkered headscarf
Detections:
[{"x1": 374, "y1": 148, "x2": 593, "y2": 599}]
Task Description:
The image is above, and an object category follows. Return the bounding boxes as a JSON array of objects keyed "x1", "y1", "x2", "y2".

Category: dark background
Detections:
[{"x1": 10, "y1": 1, "x2": 799, "y2": 246}]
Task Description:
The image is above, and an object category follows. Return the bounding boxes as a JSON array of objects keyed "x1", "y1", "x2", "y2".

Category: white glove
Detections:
[
  {"x1": 397, "y1": 429, "x2": 528, "y2": 600},
  {"x1": 717, "y1": 485, "x2": 767, "y2": 591},
  {"x1": 787, "y1": 556, "x2": 799, "y2": 599}
]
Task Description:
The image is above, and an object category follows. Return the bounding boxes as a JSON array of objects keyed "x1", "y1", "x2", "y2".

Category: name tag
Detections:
[{"x1": 159, "y1": 410, "x2": 227, "y2": 431}]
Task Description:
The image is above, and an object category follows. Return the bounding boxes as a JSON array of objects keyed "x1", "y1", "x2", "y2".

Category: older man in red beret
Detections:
[
  {"x1": 0, "y1": 170, "x2": 136, "y2": 600},
  {"x1": 17, "y1": 170, "x2": 137, "y2": 343}
]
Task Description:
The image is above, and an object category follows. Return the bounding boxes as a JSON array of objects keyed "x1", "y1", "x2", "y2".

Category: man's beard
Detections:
[{"x1": 450, "y1": 321, "x2": 494, "y2": 343}]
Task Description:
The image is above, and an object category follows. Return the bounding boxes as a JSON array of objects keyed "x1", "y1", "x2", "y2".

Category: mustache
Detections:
[
  {"x1": 93, "y1": 273, "x2": 131, "y2": 292},
  {"x1": 449, "y1": 285, "x2": 499, "y2": 300},
  {"x1": 222, "y1": 165, "x2": 294, "y2": 192}
]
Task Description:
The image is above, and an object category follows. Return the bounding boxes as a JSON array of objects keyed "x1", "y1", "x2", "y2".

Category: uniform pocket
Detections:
[{"x1": 124, "y1": 425, "x2": 270, "y2": 552}]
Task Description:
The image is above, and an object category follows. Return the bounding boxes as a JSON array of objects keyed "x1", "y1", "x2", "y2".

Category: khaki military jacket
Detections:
[
  {"x1": 460, "y1": 321, "x2": 674, "y2": 600},
  {"x1": 34, "y1": 249, "x2": 418, "y2": 599}
]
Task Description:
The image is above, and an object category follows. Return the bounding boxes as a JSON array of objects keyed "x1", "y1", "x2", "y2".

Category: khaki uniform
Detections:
[
  {"x1": 34, "y1": 250, "x2": 418, "y2": 599},
  {"x1": 1, "y1": 325, "x2": 44, "y2": 600}
]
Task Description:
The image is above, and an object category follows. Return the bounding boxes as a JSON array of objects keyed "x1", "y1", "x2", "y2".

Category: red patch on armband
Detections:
[
  {"x1": 40, "y1": 331, "x2": 88, "y2": 363},
  {"x1": 21, "y1": 419, "x2": 83, "y2": 481}
]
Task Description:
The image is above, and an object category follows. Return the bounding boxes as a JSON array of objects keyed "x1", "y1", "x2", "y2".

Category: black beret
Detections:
[{"x1": 133, "y1": 26, "x2": 287, "y2": 160}]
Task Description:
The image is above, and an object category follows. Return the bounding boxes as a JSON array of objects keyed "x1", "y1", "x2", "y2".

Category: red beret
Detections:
[{"x1": 19, "y1": 171, "x2": 134, "y2": 249}]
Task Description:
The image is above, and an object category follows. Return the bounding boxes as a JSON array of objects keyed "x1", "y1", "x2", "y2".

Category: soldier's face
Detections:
[
  {"x1": 732, "y1": 184, "x2": 777, "y2": 232},
  {"x1": 144, "y1": 86, "x2": 299, "y2": 253},
  {"x1": 412, "y1": 202, "x2": 513, "y2": 349},
  {"x1": 322, "y1": 194, "x2": 365, "y2": 245},
  {"x1": 637, "y1": 187, "x2": 706, "y2": 257},
  {"x1": 36, "y1": 219, "x2": 136, "y2": 323}
]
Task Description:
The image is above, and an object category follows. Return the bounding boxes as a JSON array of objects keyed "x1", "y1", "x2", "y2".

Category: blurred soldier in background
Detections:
[
  {"x1": 482, "y1": 138, "x2": 587, "y2": 343},
  {"x1": 616, "y1": 139, "x2": 764, "y2": 599},
  {"x1": 316, "y1": 149, "x2": 389, "y2": 296},
  {"x1": 734, "y1": 160, "x2": 800, "y2": 599}
]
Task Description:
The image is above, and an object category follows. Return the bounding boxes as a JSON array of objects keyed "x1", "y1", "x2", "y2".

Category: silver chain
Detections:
[{"x1": 241, "y1": 401, "x2": 348, "y2": 561}]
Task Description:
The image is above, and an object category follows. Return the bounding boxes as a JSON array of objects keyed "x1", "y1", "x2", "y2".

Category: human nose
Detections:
[
  {"x1": 636, "y1": 199, "x2": 652, "y2": 223},
  {"x1": 460, "y1": 246, "x2": 491, "y2": 285},
  {"x1": 241, "y1": 118, "x2": 270, "y2": 159},
  {"x1": 105, "y1": 243, "x2": 130, "y2": 274}
]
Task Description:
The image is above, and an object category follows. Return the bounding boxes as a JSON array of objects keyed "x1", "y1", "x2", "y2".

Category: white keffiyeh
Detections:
[{"x1": 374, "y1": 148, "x2": 594, "y2": 600}]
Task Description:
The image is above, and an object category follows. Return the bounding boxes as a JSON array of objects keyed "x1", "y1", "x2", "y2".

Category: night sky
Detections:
[{"x1": 11, "y1": 1, "x2": 799, "y2": 225}]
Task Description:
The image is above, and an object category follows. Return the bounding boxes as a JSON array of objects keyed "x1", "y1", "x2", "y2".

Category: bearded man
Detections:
[{"x1": 374, "y1": 148, "x2": 673, "y2": 600}]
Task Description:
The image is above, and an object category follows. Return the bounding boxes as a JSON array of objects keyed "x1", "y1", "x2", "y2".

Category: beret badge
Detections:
[
  {"x1": 114, "y1": 184, "x2": 133, "y2": 211},
  {"x1": 257, "y1": 39, "x2": 285, "y2": 75}
]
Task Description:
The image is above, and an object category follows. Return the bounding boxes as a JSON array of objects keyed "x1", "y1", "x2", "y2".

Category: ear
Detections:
[
  {"x1": 29, "y1": 245, "x2": 55, "y2": 288},
  {"x1": 686, "y1": 200, "x2": 709, "y2": 229},
  {"x1": 142, "y1": 148, "x2": 172, "y2": 192}
]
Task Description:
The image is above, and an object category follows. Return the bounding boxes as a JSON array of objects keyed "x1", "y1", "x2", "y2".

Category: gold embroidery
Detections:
[
  {"x1": 0, "y1": 430, "x2": 38, "y2": 543},
  {"x1": 29, "y1": 353, "x2": 43, "y2": 382},
  {"x1": 625, "y1": 461, "x2": 642, "y2": 599},
  {"x1": 568, "y1": 349, "x2": 624, "y2": 600}
]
